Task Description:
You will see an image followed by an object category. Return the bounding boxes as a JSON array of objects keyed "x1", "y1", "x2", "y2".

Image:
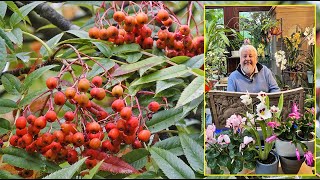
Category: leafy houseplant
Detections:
[{"x1": 205, "y1": 117, "x2": 257, "y2": 174}]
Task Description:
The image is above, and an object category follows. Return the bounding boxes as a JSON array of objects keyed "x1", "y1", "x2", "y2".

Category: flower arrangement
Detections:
[
  {"x1": 242, "y1": 91, "x2": 283, "y2": 163},
  {"x1": 274, "y1": 26, "x2": 315, "y2": 71},
  {"x1": 205, "y1": 115, "x2": 257, "y2": 174}
]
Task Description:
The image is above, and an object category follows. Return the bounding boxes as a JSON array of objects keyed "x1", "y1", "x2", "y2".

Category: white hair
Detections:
[{"x1": 239, "y1": 45, "x2": 258, "y2": 59}]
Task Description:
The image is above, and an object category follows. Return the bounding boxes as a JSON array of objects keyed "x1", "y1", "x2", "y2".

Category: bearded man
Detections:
[{"x1": 227, "y1": 45, "x2": 280, "y2": 93}]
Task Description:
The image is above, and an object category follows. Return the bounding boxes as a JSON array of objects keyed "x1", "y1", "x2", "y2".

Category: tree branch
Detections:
[
  {"x1": 19, "y1": 1, "x2": 80, "y2": 31},
  {"x1": 0, "y1": 59, "x2": 63, "y2": 85}
]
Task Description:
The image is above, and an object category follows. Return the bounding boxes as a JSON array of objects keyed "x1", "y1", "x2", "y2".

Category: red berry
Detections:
[
  {"x1": 148, "y1": 101, "x2": 160, "y2": 112},
  {"x1": 108, "y1": 128, "x2": 120, "y2": 140},
  {"x1": 89, "y1": 138, "x2": 101, "y2": 149},
  {"x1": 54, "y1": 91, "x2": 66, "y2": 106},
  {"x1": 45, "y1": 110, "x2": 57, "y2": 122},
  {"x1": 138, "y1": 130, "x2": 151, "y2": 142},
  {"x1": 46, "y1": 77, "x2": 58, "y2": 89},
  {"x1": 105, "y1": 123, "x2": 116, "y2": 133},
  {"x1": 34, "y1": 116, "x2": 47, "y2": 129},
  {"x1": 92, "y1": 76, "x2": 103, "y2": 87},
  {"x1": 16, "y1": 116, "x2": 27, "y2": 129},
  {"x1": 111, "y1": 99, "x2": 125, "y2": 112},
  {"x1": 120, "y1": 107, "x2": 132, "y2": 120},
  {"x1": 157, "y1": 9, "x2": 169, "y2": 21},
  {"x1": 64, "y1": 111, "x2": 75, "y2": 121}
]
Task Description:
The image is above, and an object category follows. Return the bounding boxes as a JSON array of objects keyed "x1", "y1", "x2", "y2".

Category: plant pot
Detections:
[
  {"x1": 255, "y1": 150, "x2": 279, "y2": 174},
  {"x1": 279, "y1": 156, "x2": 305, "y2": 174},
  {"x1": 307, "y1": 70, "x2": 313, "y2": 83},
  {"x1": 296, "y1": 131, "x2": 315, "y2": 154},
  {"x1": 231, "y1": 51, "x2": 239, "y2": 57},
  {"x1": 275, "y1": 136, "x2": 313, "y2": 157}
]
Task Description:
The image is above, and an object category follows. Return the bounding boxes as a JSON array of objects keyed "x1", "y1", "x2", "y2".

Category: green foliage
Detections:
[{"x1": 0, "y1": 1, "x2": 205, "y2": 179}]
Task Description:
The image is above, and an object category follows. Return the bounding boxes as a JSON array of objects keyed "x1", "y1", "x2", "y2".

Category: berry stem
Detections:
[{"x1": 187, "y1": 2, "x2": 193, "y2": 27}]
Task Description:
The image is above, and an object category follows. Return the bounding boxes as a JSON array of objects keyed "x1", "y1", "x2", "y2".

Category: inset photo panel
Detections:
[{"x1": 204, "y1": 4, "x2": 316, "y2": 176}]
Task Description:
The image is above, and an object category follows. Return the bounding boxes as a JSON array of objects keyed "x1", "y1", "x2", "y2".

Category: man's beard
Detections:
[{"x1": 242, "y1": 64, "x2": 255, "y2": 76}]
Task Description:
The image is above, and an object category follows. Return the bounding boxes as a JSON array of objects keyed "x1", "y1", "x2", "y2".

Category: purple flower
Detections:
[
  {"x1": 289, "y1": 103, "x2": 301, "y2": 119},
  {"x1": 296, "y1": 148, "x2": 300, "y2": 161},
  {"x1": 267, "y1": 121, "x2": 280, "y2": 128},
  {"x1": 288, "y1": 112, "x2": 300, "y2": 119},
  {"x1": 291, "y1": 103, "x2": 299, "y2": 114},
  {"x1": 265, "y1": 135, "x2": 277, "y2": 143},
  {"x1": 304, "y1": 151, "x2": 314, "y2": 166}
]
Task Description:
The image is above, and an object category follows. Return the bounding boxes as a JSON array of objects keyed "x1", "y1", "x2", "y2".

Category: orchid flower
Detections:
[
  {"x1": 257, "y1": 91, "x2": 267, "y2": 104},
  {"x1": 256, "y1": 103, "x2": 272, "y2": 120},
  {"x1": 240, "y1": 91, "x2": 252, "y2": 106}
]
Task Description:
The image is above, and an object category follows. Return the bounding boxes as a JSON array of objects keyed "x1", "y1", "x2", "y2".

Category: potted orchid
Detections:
[
  {"x1": 205, "y1": 115, "x2": 257, "y2": 175},
  {"x1": 240, "y1": 91, "x2": 283, "y2": 174}
]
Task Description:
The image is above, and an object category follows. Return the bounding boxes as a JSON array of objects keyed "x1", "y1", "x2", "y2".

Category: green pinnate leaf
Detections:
[
  {"x1": 176, "y1": 76, "x2": 204, "y2": 108},
  {"x1": 0, "y1": 147, "x2": 61, "y2": 173},
  {"x1": 170, "y1": 56, "x2": 190, "y2": 64},
  {"x1": 0, "y1": 99, "x2": 17, "y2": 114},
  {"x1": 112, "y1": 56, "x2": 165, "y2": 77},
  {"x1": 150, "y1": 147, "x2": 195, "y2": 179},
  {"x1": 0, "y1": 118, "x2": 11, "y2": 135},
  {"x1": 1, "y1": 73, "x2": 22, "y2": 95},
  {"x1": 122, "y1": 149, "x2": 149, "y2": 170},
  {"x1": 154, "y1": 136, "x2": 184, "y2": 156},
  {"x1": 131, "y1": 65, "x2": 189, "y2": 86},
  {"x1": 146, "y1": 108, "x2": 184, "y2": 133},
  {"x1": 43, "y1": 157, "x2": 87, "y2": 179},
  {"x1": 22, "y1": 65, "x2": 59, "y2": 92},
  {"x1": 179, "y1": 133, "x2": 204, "y2": 173}
]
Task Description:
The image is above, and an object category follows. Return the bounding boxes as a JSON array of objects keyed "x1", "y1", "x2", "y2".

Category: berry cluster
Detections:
[
  {"x1": 88, "y1": 4, "x2": 204, "y2": 57},
  {"x1": 10, "y1": 72, "x2": 161, "y2": 169}
]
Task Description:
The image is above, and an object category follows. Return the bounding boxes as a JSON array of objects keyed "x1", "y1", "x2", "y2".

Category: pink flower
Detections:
[
  {"x1": 267, "y1": 121, "x2": 280, "y2": 128},
  {"x1": 288, "y1": 112, "x2": 300, "y2": 119},
  {"x1": 304, "y1": 151, "x2": 314, "y2": 166},
  {"x1": 291, "y1": 103, "x2": 299, "y2": 114},
  {"x1": 265, "y1": 135, "x2": 277, "y2": 143},
  {"x1": 296, "y1": 148, "x2": 300, "y2": 161},
  {"x1": 217, "y1": 134, "x2": 230, "y2": 145},
  {"x1": 225, "y1": 114, "x2": 246, "y2": 131}
]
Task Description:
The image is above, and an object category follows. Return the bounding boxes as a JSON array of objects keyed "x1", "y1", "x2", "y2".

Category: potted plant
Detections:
[
  {"x1": 205, "y1": 117, "x2": 257, "y2": 175},
  {"x1": 229, "y1": 32, "x2": 244, "y2": 57},
  {"x1": 241, "y1": 92, "x2": 283, "y2": 174},
  {"x1": 272, "y1": 103, "x2": 315, "y2": 173}
]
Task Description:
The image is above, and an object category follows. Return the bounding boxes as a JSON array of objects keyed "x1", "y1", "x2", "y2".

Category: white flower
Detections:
[
  {"x1": 246, "y1": 112, "x2": 255, "y2": 125},
  {"x1": 240, "y1": 91, "x2": 252, "y2": 106},
  {"x1": 257, "y1": 91, "x2": 267, "y2": 104},
  {"x1": 240, "y1": 136, "x2": 255, "y2": 150},
  {"x1": 256, "y1": 103, "x2": 272, "y2": 120},
  {"x1": 304, "y1": 27, "x2": 315, "y2": 46},
  {"x1": 270, "y1": 105, "x2": 280, "y2": 114},
  {"x1": 274, "y1": 50, "x2": 287, "y2": 70},
  {"x1": 243, "y1": 136, "x2": 254, "y2": 145}
]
